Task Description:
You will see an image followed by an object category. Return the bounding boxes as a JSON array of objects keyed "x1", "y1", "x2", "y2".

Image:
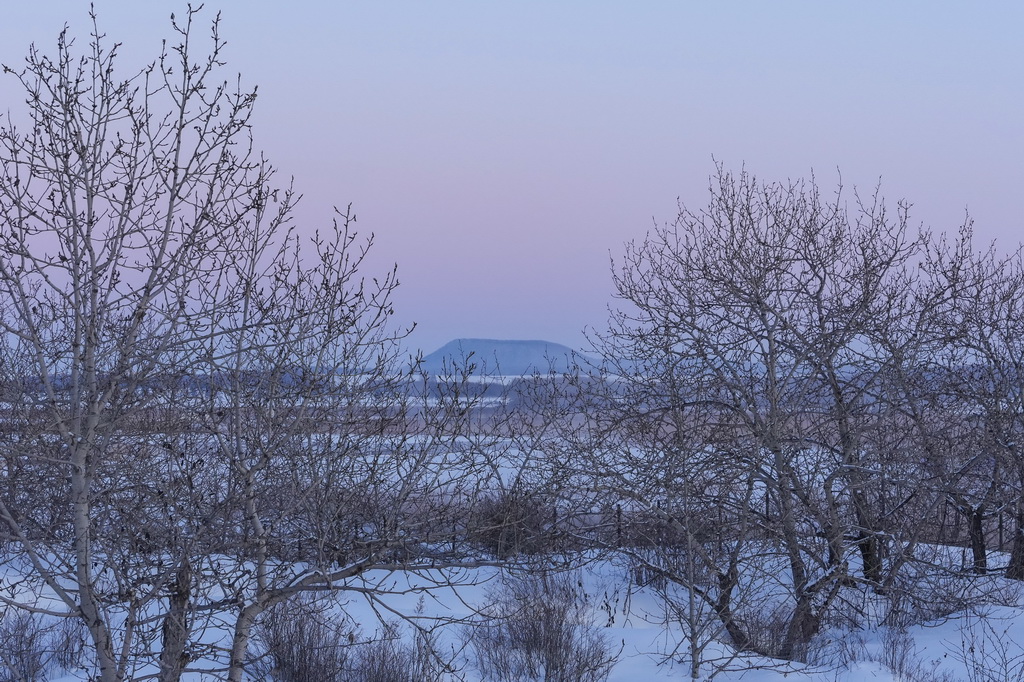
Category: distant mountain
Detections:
[{"x1": 420, "y1": 338, "x2": 576, "y2": 375}]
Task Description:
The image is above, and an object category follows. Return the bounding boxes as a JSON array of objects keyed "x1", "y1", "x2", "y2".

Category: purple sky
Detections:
[{"x1": 3, "y1": 3, "x2": 1022, "y2": 353}]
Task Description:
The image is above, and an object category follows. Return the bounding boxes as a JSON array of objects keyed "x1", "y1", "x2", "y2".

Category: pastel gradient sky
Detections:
[{"x1": 3, "y1": 2, "x2": 1022, "y2": 353}]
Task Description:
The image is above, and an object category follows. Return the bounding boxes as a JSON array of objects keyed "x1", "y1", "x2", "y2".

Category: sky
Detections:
[{"x1": 2, "y1": 2, "x2": 1021, "y2": 353}]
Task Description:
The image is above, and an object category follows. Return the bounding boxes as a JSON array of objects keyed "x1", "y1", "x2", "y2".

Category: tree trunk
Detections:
[
  {"x1": 969, "y1": 505, "x2": 988, "y2": 573},
  {"x1": 852, "y1": 489, "x2": 883, "y2": 584},
  {"x1": 158, "y1": 558, "x2": 193, "y2": 682},
  {"x1": 73, "y1": 465, "x2": 120, "y2": 682},
  {"x1": 227, "y1": 604, "x2": 262, "y2": 682},
  {"x1": 1005, "y1": 505, "x2": 1024, "y2": 580},
  {"x1": 780, "y1": 596, "x2": 819, "y2": 662},
  {"x1": 857, "y1": 530, "x2": 883, "y2": 584},
  {"x1": 714, "y1": 562, "x2": 749, "y2": 652}
]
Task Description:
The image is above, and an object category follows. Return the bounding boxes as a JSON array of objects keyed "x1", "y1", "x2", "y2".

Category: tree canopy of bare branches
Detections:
[
  {"x1": 0, "y1": 8, "x2": 524, "y2": 681},
  {"x1": 578, "y1": 166, "x2": 1024, "y2": 668}
]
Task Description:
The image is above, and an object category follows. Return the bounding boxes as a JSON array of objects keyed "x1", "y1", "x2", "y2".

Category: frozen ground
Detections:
[{"x1": 21, "y1": 555, "x2": 1024, "y2": 681}]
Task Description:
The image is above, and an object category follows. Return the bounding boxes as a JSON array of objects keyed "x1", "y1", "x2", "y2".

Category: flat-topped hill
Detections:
[{"x1": 420, "y1": 338, "x2": 575, "y2": 375}]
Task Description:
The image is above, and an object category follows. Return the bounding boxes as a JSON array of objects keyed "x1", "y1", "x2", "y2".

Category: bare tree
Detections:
[
  {"x1": 0, "y1": 7, "x2": 284, "y2": 678},
  {"x1": 939, "y1": 243, "x2": 1024, "y2": 578},
  {"x1": 558, "y1": 334, "x2": 763, "y2": 678},
  {"x1": 592, "y1": 166, "x2": 954, "y2": 661},
  {"x1": 0, "y1": 8, "x2": 508, "y2": 681}
]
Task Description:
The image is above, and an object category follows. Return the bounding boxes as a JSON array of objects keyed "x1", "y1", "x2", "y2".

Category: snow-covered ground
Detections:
[
  {"x1": 295, "y1": 558, "x2": 1024, "y2": 682},
  {"x1": 12, "y1": 552, "x2": 1024, "y2": 681}
]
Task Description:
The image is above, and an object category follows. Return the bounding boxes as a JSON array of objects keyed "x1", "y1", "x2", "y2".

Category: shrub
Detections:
[
  {"x1": 252, "y1": 597, "x2": 451, "y2": 682},
  {"x1": 249, "y1": 596, "x2": 355, "y2": 682},
  {"x1": 470, "y1": 490, "x2": 559, "y2": 559},
  {"x1": 0, "y1": 611, "x2": 84, "y2": 682},
  {"x1": 466, "y1": 572, "x2": 618, "y2": 682}
]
